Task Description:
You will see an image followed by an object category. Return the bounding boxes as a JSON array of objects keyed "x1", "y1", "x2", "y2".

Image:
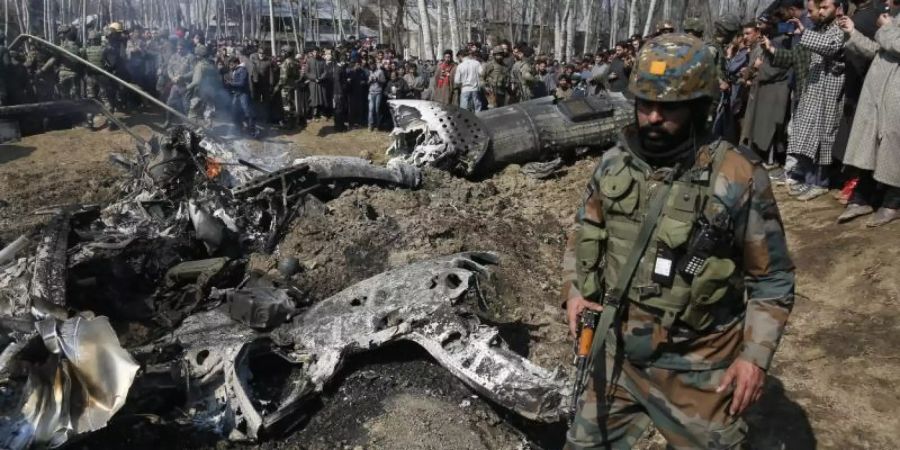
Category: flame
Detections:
[{"x1": 206, "y1": 157, "x2": 222, "y2": 178}]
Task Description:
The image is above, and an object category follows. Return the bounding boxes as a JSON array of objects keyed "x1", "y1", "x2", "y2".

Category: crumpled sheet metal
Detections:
[
  {"x1": 1, "y1": 314, "x2": 139, "y2": 450},
  {"x1": 154, "y1": 252, "x2": 569, "y2": 442},
  {"x1": 275, "y1": 251, "x2": 569, "y2": 422}
]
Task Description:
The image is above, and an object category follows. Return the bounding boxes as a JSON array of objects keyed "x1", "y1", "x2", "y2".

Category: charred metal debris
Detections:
[
  {"x1": 387, "y1": 93, "x2": 634, "y2": 178},
  {"x1": 0, "y1": 127, "x2": 576, "y2": 449}
]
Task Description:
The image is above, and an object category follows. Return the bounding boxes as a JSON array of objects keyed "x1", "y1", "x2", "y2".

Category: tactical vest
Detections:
[
  {"x1": 86, "y1": 45, "x2": 104, "y2": 66},
  {"x1": 576, "y1": 141, "x2": 740, "y2": 331},
  {"x1": 280, "y1": 59, "x2": 298, "y2": 87},
  {"x1": 58, "y1": 42, "x2": 81, "y2": 77}
]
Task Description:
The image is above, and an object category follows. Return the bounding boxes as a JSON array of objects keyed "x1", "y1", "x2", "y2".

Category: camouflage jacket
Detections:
[
  {"x1": 481, "y1": 60, "x2": 510, "y2": 94},
  {"x1": 56, "y1": 41, "x2": 83, "y2": 78},
  {"x1": 278, "y1": 57, "x2": 300, "y2": 89},
  {"x1": 561, "y1": 128, "x2": 795, "y2": 371},
  {"x1": 166, "y1": 52, "x2": 196, "y2": 85},
  {"x1": 511, "y1": 58, "x2": 535, "y2": 97}
]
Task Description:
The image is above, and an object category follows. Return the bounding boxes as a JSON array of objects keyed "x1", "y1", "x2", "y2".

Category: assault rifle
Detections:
[{"x1": 569, "y1": 309, "x2": 601, "y2": 424}]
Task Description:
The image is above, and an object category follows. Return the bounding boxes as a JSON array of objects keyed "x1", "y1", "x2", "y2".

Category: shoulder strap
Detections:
[{"x1": 589, "y1": 164, "x2": 680, "y2": 362}]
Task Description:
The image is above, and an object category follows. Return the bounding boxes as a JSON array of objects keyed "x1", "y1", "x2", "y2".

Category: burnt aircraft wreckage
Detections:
[
  {"x1": 0, "y1": 126, "x2": 570, "y2": 449},
  {"x1": 387, "y1": 93, "x2": 634, "y2": 178},
  {"x1": 0, "y1": 34, "x2": 634, "y2": 449}
]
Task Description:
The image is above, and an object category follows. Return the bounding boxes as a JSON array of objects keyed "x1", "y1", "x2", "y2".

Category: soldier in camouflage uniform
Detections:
[
  {"x1": 510, "y1": 43, "x2": 536, "y2": 103},
  {"x1": 481, "y1": 46, "x2": 511, "y2": 109},
  {"x1": 563, "y1": 33, "x2": 795, "y2": 449},
  {"x1": 275, "y1": 46, "x2": 300, "y2": 128},
  {"x1": 84, "y1": 31, "x2": 112, "y2": 117},
  {"x1": 163, "y1": 39, "x2": 195, "y2": 126},
  {"x1": 55, "y1": 27, "x2": 84, "y2": 100},
  {"x1": 185, "y1": 45, "x2": 221, "y2": 122}
]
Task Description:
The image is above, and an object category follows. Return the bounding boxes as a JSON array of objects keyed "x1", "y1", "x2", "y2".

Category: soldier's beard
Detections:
[{"x1": 638, "y1": 123, "x2": 691, "y2": 153}]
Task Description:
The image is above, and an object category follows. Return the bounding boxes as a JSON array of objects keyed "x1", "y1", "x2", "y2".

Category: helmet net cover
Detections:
[{"x1": 628, "y1": 33, "x2": 718, "y2": 103}]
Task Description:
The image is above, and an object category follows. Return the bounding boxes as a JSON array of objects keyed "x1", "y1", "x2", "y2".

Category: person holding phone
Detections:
[{"x1": 783, "y1": 0, "x2": 849, "y2": 201}]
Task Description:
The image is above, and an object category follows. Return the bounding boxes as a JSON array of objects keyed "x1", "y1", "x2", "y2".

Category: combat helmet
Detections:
[
  {"x1": 684, "y1": 17, "x2": 705, "y2": 34},
  {"x1": 490, "y1": 46, "x2": 505, "y2": 56},
  {"x1": 657, "y1": 20, "x2": 676, "y2": 34},
  {"x1": 108, "y1": 22, "x2": 123, "y2": 33},
  {"x1": 281, "y1": 46, "x2": 295, "y2": 57},
  {"x1": 714, "y1": 14, "x2": 741, "y2": 37},
  {"x1": 628, "y1": 33, "x2": 718, "y2": 102},
  {"x1": 195, "y1": 44, "x2": 209, "y2": 57}
]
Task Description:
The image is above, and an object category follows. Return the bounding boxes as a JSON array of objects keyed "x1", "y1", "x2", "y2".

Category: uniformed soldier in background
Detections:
[
  {"x1": 185, "y1": 44, "x2": 221, "y2": 122},
  {"x1": 275, "y1": 46, "x2": 300, "y2": 129},
  {"x1": 163, "y1": 39, "x2": 195, "y2": 126},
  {"x1": 510, "y1": 43, "x2": 536, "y2": 103},
  {"x1": 563, "y1": 33, "x2": 795, "y2": 449},
  {"x1": 56, "y1": 27, "x2": 84, "y2": 100},
  {"x1": 481, "y1": 46, "x2": 511, "y2": 109}
]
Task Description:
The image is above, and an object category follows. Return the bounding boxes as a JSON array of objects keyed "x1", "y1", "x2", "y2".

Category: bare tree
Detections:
[
  {"x1": 642, "y1": 0, "x2": 657, "y2": 36},
  {"x1": 582, "y1": 0, "x2": 595, "y2": 55},
  {"x1": 553, "y1": 1, "x2": 562, "y2": 59},
  {"x1": 436, "y1": 0, "x2": 444, "y2": 54},
  {"x1": 564, "y1": 0, "x2": 575, "y2": 61},
  {"x1": 626, "y1": 0, "x2": 638, "y2": 37},
  {"x1": 447, "y1": 0, "x2": 460, "y2": 53},
  {"x1": 269, "y1": 0, "x2": 276, "y2": 55},
  {"x1": 417, "y1": 0, "x2": 434, "y2": 59}
]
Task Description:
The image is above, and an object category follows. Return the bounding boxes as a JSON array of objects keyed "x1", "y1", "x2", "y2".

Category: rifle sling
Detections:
[{"x1": 588, "y1": 165, "x2": 679, "y2": 365}]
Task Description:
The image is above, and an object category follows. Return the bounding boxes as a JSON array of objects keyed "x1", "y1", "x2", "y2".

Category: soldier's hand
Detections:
[
  {"x1": 716, "y1": 358, "x2": 765, "y2": 416},
  {"x1": 566, "y1": 296, "x2": 603, "y2": 339}
]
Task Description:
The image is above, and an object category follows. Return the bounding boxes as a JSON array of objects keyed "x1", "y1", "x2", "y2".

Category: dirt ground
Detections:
[{"x1": 1, "y1": 118, "x2": 898, "y2": 450}]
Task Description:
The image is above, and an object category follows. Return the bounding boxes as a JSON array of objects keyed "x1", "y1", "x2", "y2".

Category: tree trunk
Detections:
[
  {"x1": 81, "y1": 0, "x2": 86, "y2": 43},
  {"x1": 437, "y1": 0, "x2": 444, "y2": 54},
  {"x1": 269, "y1": 0, "x2": 276, "y2": 55},
  {"x1": 417, "y1": 0, "x2": 433, "y2": 59},
  {"x1": 378, "y1": 0, "x2": 384, "y2": 42},
  {"x1": 553, "y1": 2, "x2": 562, "y2": 60},
  {"x1": 642, "y1": 0, "x2": 657, "y2": 36},
  {"x1": 627, "y1": 0, "x2": 638, "y2": 38},
  {"x1": 290, "y1": 0, "x2": 301, "y2": 50},
  {"x1": 564, "y1": 0, "x2": 575, "y2": 62},
  {"x1": 447, "y1": 0, "x2": 460, "y2": 54},
  {"x1": 582, "y1": 0, "x2": 594, "y2": 55},
  {"x1": 537, "y1": 0, "x2": 545, "y2": 53},
  {"x1": 663, "y1": 0, "x2": 671, "y2": 19},
  {"x1": 506, "y1": 0, "x2": 513, "y2": 46}
]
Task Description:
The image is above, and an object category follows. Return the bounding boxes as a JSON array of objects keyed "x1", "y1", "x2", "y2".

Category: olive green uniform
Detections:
[
  {"x1": 482, "y1": 59, "x2": 510, "y2": 108},
  {"x1": 84, "y1": 43, "x2": 112, "y2": 109},
  {"x1": 562, "y1": 33, "x2": 795, "y2": 450},
  {"x1": 510, "y1": 58, "x2": 535, "y2": 103},
  {"x1": 186, "y1": 57, "x2": 221, "y2": 120},
  {"x1": 55, "y1": 40, "x2": 84, "y2": 100},
  {"x1": 277, "y1": 56, "x2": 300, "y2": 126}
]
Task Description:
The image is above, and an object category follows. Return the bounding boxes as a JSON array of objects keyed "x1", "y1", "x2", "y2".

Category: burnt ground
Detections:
[{"x1": 1, "y1": 117, "x2": 899, "y2": 450}]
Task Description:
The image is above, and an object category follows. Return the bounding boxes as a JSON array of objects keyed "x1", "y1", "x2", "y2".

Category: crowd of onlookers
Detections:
[
  {"x1": 714, "y1": 0, "x2": 899, "y2": 227},
  {"x1": 0, "y1": 0, "x2": 897, "y2": 226}
]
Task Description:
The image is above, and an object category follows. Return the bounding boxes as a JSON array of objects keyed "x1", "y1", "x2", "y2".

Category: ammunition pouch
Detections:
[{"x1": 578, "y1": 141, "x2": 738, "y2": 331}]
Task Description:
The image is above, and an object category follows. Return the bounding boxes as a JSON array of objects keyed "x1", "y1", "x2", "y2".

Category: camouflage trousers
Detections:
[{"x1": 566, "y1": 353, "x2": 747, "y2": 450}]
